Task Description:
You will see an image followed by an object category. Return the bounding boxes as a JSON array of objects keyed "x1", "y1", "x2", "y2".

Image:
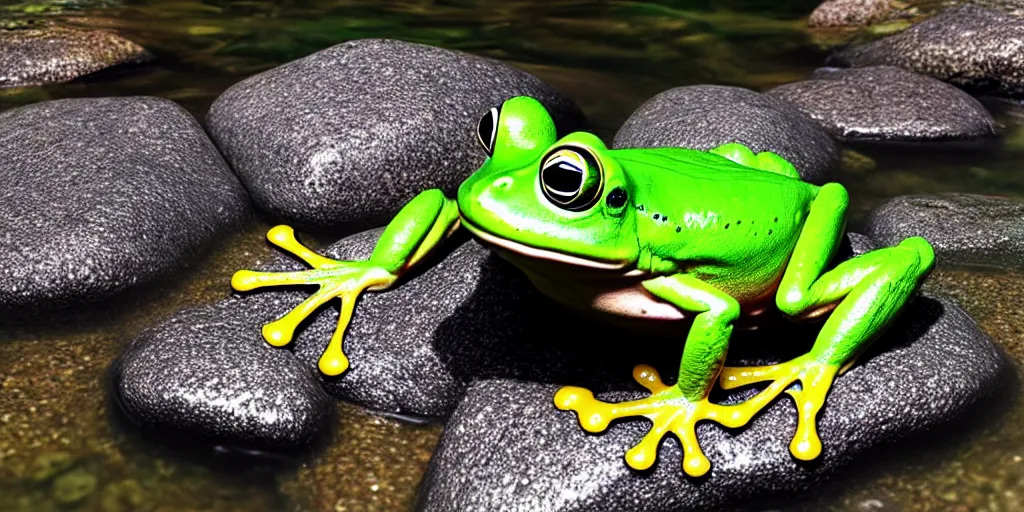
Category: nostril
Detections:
[{"x1": 493, "y1": 176, "x2": 513, "y2": 190}]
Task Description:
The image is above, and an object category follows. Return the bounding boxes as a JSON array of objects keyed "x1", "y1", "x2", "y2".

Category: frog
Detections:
[{"x1": 230, "y1": 95, "x2": 935, "y2": 477}]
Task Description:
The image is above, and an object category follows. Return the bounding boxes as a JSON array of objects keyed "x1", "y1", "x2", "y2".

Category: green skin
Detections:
[{"x1": 234, "y1": 96, "x2": 935, "y2": 475}]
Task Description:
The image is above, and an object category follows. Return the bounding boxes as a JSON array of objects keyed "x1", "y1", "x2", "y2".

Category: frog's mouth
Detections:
[{"x1": 461, "y1": 217, "x2": 638, "y2": 273}]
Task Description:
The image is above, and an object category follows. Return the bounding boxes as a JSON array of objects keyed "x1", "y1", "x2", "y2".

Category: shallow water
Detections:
[{"x1": 2, "y1": 0, "x2": 1024, "y2": 510}]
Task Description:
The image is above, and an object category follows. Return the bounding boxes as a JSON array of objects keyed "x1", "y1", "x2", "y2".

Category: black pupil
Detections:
[
  {"x1": 606, "y1": 187, "x2": 627, "y2": 208},
  {"x1": 478, "y1": 108, "x2": 496, "y2": 154},
  {"x1": 545, "y1": 161, "x2": 584, "y2": 195}
]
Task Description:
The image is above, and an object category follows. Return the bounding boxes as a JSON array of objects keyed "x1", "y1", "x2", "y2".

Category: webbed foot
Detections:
[
  {"x1": 718, "y1": 356, "x2": 840, "y2": 460},
  {"x1": 232, "y1": 225, "x2": 397, "y2": 376},
  {"x1": 554, "y1": 365, "x2": 775, "y2": 477}
]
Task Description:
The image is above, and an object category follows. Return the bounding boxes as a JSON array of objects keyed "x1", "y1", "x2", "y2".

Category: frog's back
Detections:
[{"x1": 613, "y1": 147, "x2": 819, "y2": 299}]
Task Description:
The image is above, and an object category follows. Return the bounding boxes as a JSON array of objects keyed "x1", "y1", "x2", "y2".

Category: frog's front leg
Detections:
[
  {"x1": 554, "y1": 274, "x2": 781, "y2": 477},
  {"x1": 231, "y1": 189, "x2": 460, "y2": 376},
  {"x1": 718, "y1": 183, "x2": 935, "y2": 461}
]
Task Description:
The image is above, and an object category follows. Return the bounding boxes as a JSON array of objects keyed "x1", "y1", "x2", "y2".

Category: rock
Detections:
[
  {"x1": 612, "y1": 85, "x2": 840, "y2": 184},
  {"x1": 51, "y1": 467, "x2": 97, "y2": 504},
  {"x1": 206, "y1": 38, "x2": 585, "y2": 231},
  {"x1": 417, "y1": 294, "x2": 1011, "y2": 511},
  {"x1": 766, "y1": 66, "x2": 998, "y2": 142},
  {"x1": 0, "y1": 97, "x2": 251, "y2": 318},
  {"x1": 865, "y1": 193, "x2": 1024, "y2": 270},
  {"x1": 808, "y1": 0, "x2": 914, "y2": 28},
  {"x1": 828, "y1": 5, "x2": 1024, "y2": 97},
  {"x1": 111, "y1": 297, "x2": 336, "y2": 454},
  {"x1": 0, "y1": 26, "x2": 150, "y2": 88}
]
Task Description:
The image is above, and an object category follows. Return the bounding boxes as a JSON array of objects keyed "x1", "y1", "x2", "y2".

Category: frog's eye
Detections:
[
  {"x1": 476, "y1": 106, "x2": 500, "y2": 156},
  {"x1": 539, "y1": 146, "x2": 603, "y2": 211}
]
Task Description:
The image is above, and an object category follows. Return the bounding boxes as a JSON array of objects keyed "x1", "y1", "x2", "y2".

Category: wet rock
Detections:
[
  {"x1": 0, "y1": 97, "x2": 251, "y2": 317},
  {"x1": 206, "y1": 38, "x2": 585, "y2": 231},
  {"x1": 0, "y1": 26, "x2": 150, "y2": 88},
  {"x1": 808, "y1": 0, "x2": 914, "y2": 28},
  {"x1": 418, "y1": 294, "x2": 1011, "y2": 511},
  {"x1": 865, "y1": 193, "x2": 1024, "y2": 270},
  {"x1": 767, "y1": 66, "x2": 998, "y2": 142},
  {"x1": 612, "y1": 85, "x2": 840, "y2": 183},
  {"x1": 52, "y1": 467, "x2": 97, "y2": 504},
  {"x1": 829, "y1": 5, "x2": 1024, "y2": 97},
  {"x1": 111, "y1": 297, "x2": 336, "y2": 454}
]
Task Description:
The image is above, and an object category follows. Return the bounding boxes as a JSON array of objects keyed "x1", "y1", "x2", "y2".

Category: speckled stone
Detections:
[
  {"x1": 0, "y1": 26, "x2": 151, "y2": 88},
  {"x1": 766, "y1": 66, "x2": 998, "y2": 142},
  {"x1": 206, "y1": 38, "x2": 585, "y2": 231},
  {"x1": 111, "y1": 298, "x2": 336, "y2": 453},
  {"x1": 612, "y1": 85, "x2": 840, "y2": 184},
  {"x1": 808, "y1": 0, "x2": 912, "y2": 28},
  {"x1": 0, "y1": 97, "x2": 251, "y2": 317},
  {"x1": 829, "y1": 5, "x2": 1024, "y2": 97},
  {"x1": 417, "y1": 294, "x2": 1011, "y2": 511},
  {"x1": 866, "y1": 193, "x2": 1024, "y2": 270}
]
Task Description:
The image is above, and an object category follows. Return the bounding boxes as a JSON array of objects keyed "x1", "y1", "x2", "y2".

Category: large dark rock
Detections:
[
  {"x1": 865, "y1": 193, "x2": 1024, "y2": 270},
  {"x1": 0, "y1": 26, "x2": 150, "y2": 88},
  {"x1": 111, "y1": 298, "x2": 336, "y2": 454},
  {"x1": 829, "y1": 5, "x2": 1024, "y2": 97},
  {"x1": 612, "y1": 85, "x2": 840, "y2": 184},
  {"x1": 417, "y1": 294, "x2": 1012, "y2": 511},
  {"x1": 206, "y1": 38, "x2": 585, "y2": 231},
  {"x1": 0, "y1": 97, "x2": 251, "y2": 317},
  {"x1": 767, "y1": 66, "x2": 998, "y2": 142}
]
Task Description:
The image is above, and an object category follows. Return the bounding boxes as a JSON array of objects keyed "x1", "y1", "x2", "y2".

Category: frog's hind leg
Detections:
[{"x1": 718, "y1": 183, "x2": 935, "y2": 461}]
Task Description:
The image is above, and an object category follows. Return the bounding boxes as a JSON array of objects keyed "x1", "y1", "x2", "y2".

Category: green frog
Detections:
[{"x1": 230, "y1": 96, "x2": 934, "y2": 477}]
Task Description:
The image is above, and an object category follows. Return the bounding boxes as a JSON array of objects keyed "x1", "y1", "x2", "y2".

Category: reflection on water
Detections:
[{"x1": 1, "y1": 1, "x2": 1024, "y2": 510}]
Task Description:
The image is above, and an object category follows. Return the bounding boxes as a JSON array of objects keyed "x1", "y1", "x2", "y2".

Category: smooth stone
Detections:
[
  {"x1": 0, "y1": 97, "x2": 251, "y2": 317},
  {"x1": 865, "y1": 193, "x2": 1024, "y2": 270},
  {"x1": 417, "y1": 294, "x2": 1012, "y2": 511},
  {"x1": 111, "y1": 297, "x2": 336, "y2": 454},
  {"x1": 612, "y1": 85, "x2": 840, "y2": 184},
  {"x1": 0, "y1": 26, "x2": 150, "y2": 88},
  {"x1": 829, "y1": 5, "x2": 1024, "y2": 97},
  {"x1": 766, "y1": 66, "x2": 998, "y2": 142},
  {"x1": 206, "y1": 38, "x2": 585, "y2": 231},
  {"x1": 808, "y1": 0, "x2": 913, "y2": 28}
]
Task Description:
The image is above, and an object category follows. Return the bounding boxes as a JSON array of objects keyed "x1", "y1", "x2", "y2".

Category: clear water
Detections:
[{"x1": 1, "y1": 1, "x2": 1023, "y2": 510}]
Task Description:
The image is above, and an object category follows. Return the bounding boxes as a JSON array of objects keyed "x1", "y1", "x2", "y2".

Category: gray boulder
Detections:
[
  {"x1": 0, "y1": 97, "x2": 251, "y2": 318},
  {"x1": 206, "y1": 38, "x2": 585, "y2": 231},
  {"x1": 829, "y1": 5, "x2": 1024, "y2": 97},
  {"x1": 767, "y1": 66, "x2": 998, "y2": 142},
  {"x1": 866, "y1": 193, "x2": 1024, "y2": 270},
  {"x1": 417, "y1": 294, "x2": 1012, "y2": 511},
  {"x1": 612, "y1": 85, "x2": 840, "y2": 184},
  {"x1": 111, "y1": 297, "x2": 336, "y2": 454},
  {"x1": 808, "y1": 0, "x2": 914, "y2": 28},
  {"x1": 0, "y1": 26, "x2": 150, "y2": 88}
]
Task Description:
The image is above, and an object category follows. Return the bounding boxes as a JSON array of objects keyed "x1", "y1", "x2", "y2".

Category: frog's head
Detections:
[{"x1": 458, "y1": 96, "x2": 639, "y2": 270}]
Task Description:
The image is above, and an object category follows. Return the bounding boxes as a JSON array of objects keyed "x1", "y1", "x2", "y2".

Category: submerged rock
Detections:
[
  {"x1": 829, "y1": 5, "x2": 1024, "y2": 97},
  {"x1": 808, "y1": 0, "x2": 914, "y2": 28},
  {"x1": 206, "y1": 38, "x2": 584, "y2": 231},
  {"x1": 767, "y1": 66, "x2": 998, "y2": 142},
  {"x1": 612, "y1": 85, "x2": 840, "y2": 183},
  {"x1": 0, "y1": 97, "x2": 251, "y2": 317},
  {"x1": 111, "y1": 297, "x2": 336, "y2": 454},
  {"x1": 417, "y1": 294, "x2": 1011, "y2": 511},
  {"x1": 0, "y1": 26, "x2": 150, "y2": 88},
  {"x1": 866, "y1": 194, "x2": 1024, "y2": 270}
]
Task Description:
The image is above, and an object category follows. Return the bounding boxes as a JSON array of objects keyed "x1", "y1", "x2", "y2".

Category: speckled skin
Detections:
[
  {"x1": 417, "y1": 294, "x2": 1012, "y2": 512},
  {"x1": 0, "y1": 26, "x2": 150, "y2": 89},
  {"x1": 867, "y1": 194, "x2": 1024, "y2": 270},
  {"x1": 768, "y1": 66, "x2": 998, "y2": 142},
  {"x1": 0, "y1": 97, "x2": 251, "y2": 317},
  {"x1": 807, "y1": 0, "x2": 911, "y2": 28},
  {"x1": 206, "y1": 38, "x2": 584, "y2": 231},
  {"x1": 612, "y1": 85, "x2": 839, "y2": 184},
  {"x1": 829, "y1": 5, "x2": 1024, "y2": 97},
  {"x1": 111, "y1": 297, "x2": 336, "y2": 453}
]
